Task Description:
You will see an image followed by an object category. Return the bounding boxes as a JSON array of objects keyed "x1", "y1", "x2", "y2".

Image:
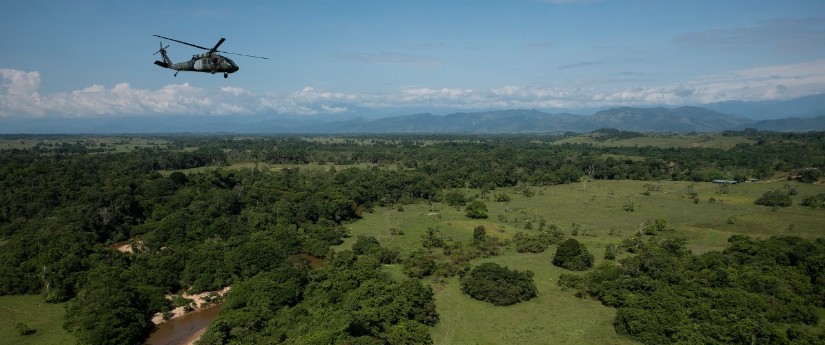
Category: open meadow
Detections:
[
  {"x1": 335, "y1": 179, "x2": 825, "y2": 344},
  {"x1": 552, "y1": 132, "x2": 755, "y2": 149},
  {"x1": 0, "y1": 136, "x2": 170, "y2": 152},
  {"x1": 0, "y1": 295, "x2": 73, "y2": 345}
]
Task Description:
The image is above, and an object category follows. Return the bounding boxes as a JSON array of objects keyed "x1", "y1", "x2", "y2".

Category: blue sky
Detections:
[{"x1": 1, "y1": 0, "x2": 824, "y2": 118}]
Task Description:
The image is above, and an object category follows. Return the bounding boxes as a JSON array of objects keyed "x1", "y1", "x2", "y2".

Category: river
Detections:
[
  {"x1": 143, "y1": 254, "x2": 322, "y2": 344},
  {"x1": 145, "y1": 304, "x2": 223, "y2": 345}
]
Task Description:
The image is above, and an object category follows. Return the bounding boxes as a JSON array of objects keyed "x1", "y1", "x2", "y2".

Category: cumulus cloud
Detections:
[
  {"x1": 0, "y1": 70, "x2": 259, "y2": 118},
  {"x1": 2, "y1": 59, "x2": 825, "y2": 118}
]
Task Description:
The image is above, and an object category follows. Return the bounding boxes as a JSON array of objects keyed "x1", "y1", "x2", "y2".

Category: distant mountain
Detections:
[
  {"x1": 313, "y1": 109, "x2": 580, "y2": 133},
  {"x1": 313, "y1": 107, "x2": 751, "y2": 133},
  {"x1": 704, "y1": 93, "x2": 825, "y2": 120},
  {"x1": 578, "y1": 106, "x2": 751, "y2": 132},
  {"x1": 744, "y1": 115, "x2": 825, "y2": 132},
  {"x1": 3, "y1": 101, "x2": 825, "y2": 134}
]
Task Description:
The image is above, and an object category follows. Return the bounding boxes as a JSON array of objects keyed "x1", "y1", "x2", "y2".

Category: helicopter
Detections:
[{"x1": 153, "y1": 35, "x2": 268, "y2": 78}]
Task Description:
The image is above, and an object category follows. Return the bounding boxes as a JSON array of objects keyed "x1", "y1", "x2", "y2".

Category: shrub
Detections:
[
  {"x1": 512, "y1": 232, "x2": 551, "y2": 253},
  {"x1": 801, "y1": 193, "x2": 825, "y2": 209},
  {"x1": 444, "y1": 190, "x2": 467, "y2": 207},
  {"x1": 14, "y1": 322, "x2": 36, "y2": 336},
  {"x1": 553, "y1": 239, "x2": 594, "y2": 271},
  {"x1": 604, "y1": 243, "x2": 619, "y2": 260},
  {"x1": 352, "y1": 236, "x2": 381, "y2": 256},
  {"x1": 459, "y1": 263, "x2": 537, "y2": 306},
  {"x1": 465, "y1": 200, "x2": 489, "y2": 219},
  {"x1": 402, "y1": 249, "x2": 436, "y2": 278},
  {"x1": 755, "y1": 189, "x2": 792, "y2": 207}
]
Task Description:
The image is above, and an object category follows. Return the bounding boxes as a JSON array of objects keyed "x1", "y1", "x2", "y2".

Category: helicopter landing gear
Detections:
[
  {"x1": 174, "y1": 70, "x2": 179, "y2": 77},
  {"x1": 224, "y1": 73, "x2": 228, "y2": 79}
]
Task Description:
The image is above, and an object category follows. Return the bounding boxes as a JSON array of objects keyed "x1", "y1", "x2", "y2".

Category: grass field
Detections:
[
  {"x1": 0, "y1": 295, "x2": 74, "y2": 345},
  {"x1": 0, "y1": 137, "x2": 170, "y2": 152},
  {"x1": 553, "y1": 133, "x2": 754, "y2": 149},
  {"x1": 335, "y1": 179, "x2": 825, "y2": 344}
]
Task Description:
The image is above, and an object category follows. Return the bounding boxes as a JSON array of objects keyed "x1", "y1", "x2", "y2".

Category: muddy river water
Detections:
[
  {"x1": 145, "y1": 304, "x2": 223, "y2": 345},
  {"x1": 143, "y1": 254, "x2": 322, "y2": 344}
]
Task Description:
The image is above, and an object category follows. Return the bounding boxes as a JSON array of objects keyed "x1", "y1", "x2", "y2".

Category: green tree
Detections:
[
  {"x1": 604, "y1": 243, "x2": 620, "y2": 260},
  {"x1": 512, "y1": 232, "x2": 551, "y2": 253},
  {"x1": 755, "y1": 189, "x2": 792, "y2": 207},
  {"x1": 63, "y1": 267, "x2": 154, "y2": 345},
  {"x1": 465, "y1": 200, "x2": 489, "y2": 219},
  {"x1": 460, "y1": 262, "x2": 537, "y2": 306},
  {"x1": 560, "y1": 236, "x2": 825, "y2": 344},
  {"x1": 13, "y1": 322, "x2": 36, "y2": 336},
  {"x1": 420, "y1": 227, "x2": 445, "y2": 249},
  {"x1": 801, "y1": 193, "x2": 825, "y2": 209},
  {"x1": 472, "y1": 226, "x2": 487, "y2": 246},
  {"x1": 352, "y1": 235, "x2": 382, "y2": 256},
  {"x1": 386, "y1": 320, "x2": 433, "y2": 345},
  {"x1": 552, "y1": 239, "x2": 594, "y2": 271},
  {"x1": 444, "y1": 190, "x2": 468, "y2": 207},
  {"x1": 402, "y1": 249, "x2": 436, "y2": 278}
]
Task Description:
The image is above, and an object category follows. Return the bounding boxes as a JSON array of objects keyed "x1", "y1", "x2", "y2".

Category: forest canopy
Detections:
[{"x1": 0, "y1": 131, "x2": 823, "y2": 344}]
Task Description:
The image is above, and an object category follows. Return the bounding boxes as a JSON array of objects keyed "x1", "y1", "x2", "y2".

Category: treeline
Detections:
[
  {"x1": 560, "y1": 236, "x2": 825, "y2": 344},
  {"x1": 0, "y1": 149, "x2": 444, "y2": 343},
  {"x1": 199, "y1": 249, "x2": 438, "y2": 344}
]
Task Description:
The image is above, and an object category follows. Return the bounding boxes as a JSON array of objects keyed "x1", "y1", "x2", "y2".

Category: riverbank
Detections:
[
  {"x1": 151, "y1": 287, "x2": 230, "y2": 325},
  {"x1": 146, "y1": 287, "x2": 230, "y2": 345}
]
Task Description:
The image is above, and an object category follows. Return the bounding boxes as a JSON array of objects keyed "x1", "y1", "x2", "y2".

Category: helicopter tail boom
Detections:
[{"x1": 153, "y1": 42, "x2": 173, "y2": 68}]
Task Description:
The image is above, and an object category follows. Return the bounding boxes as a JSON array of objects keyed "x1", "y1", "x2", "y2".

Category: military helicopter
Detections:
[{"x1": 153, "y1": 35, "x2": 268, "y2": 78}]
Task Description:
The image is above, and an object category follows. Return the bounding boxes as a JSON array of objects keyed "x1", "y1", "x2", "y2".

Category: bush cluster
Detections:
[{"x1": 459, "y1": 262, "x2": 537, "y2": 306}]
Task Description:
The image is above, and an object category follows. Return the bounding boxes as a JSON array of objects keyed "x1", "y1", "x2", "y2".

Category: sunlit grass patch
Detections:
[{"x1": 0, "y1": 295, "x2": 74, "y2": 345}]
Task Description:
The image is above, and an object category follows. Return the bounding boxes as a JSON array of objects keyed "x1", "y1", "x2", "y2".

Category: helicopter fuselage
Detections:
[
  {"x1": 152, "y1": 35, "x2": 264, "y2": 78},
  {"x1": 155, "y1": 53, "x2": 239, "y2": 78}
]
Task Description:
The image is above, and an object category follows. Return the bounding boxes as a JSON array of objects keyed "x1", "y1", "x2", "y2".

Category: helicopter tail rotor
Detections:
[
  {"x1": 154, "y1": 42, "x2": 170, "y2": 55},
  {"x1": 153, "y1": 42, "x2": 173, "y2": 67}
]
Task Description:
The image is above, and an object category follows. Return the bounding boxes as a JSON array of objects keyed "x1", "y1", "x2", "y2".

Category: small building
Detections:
[{"x1": 713, "y1": 179, "x2": 738, "y2": 184}]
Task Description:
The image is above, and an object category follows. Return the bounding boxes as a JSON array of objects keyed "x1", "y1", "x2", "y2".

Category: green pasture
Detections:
[
  {"x1": 0, "y1": 295, "x2": 74, "y2": 345},
  {"x1": 427, "y1": 251, "x2": 638, "y2": 345},
  {"x1": 336, "y1": 179, "x2": 825, "y2": 344},
  {"x1": 340, "y1": 179, "x2": 824, "y2": 254},
  {"x1": 0, "y1": 137, "x2": 170, "y2": 152},
  {"x1": 553, "y1": 133, "x2": 754, "y2": 149}
]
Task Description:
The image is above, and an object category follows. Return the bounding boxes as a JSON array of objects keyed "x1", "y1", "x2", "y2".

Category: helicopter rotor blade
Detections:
[
  {"x1": 153, "y1": 35, "x2": 211, "y2": 51},
  {"x1": 154, "y1": 34, "x2": 268, "y2": 59},
  {"x1": 216, "y1": 51, "x2": 269, "y2": 59},
  {"x1": 211, "y1": 38, "x2": 226, "y2": 54}
]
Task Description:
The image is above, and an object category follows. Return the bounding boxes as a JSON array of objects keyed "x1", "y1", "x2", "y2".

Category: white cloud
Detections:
[
  {"x1": 2, "y1": 59, "x2": 825, "y2": 118},
  {"x1": 0, "y1": 69, "x2": 45, "y2": 116}
]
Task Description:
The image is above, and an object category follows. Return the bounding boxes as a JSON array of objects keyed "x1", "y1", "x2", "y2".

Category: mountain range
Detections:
[{"x1": 2, "y1": 94, "x2": 824, "y2": 134}]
